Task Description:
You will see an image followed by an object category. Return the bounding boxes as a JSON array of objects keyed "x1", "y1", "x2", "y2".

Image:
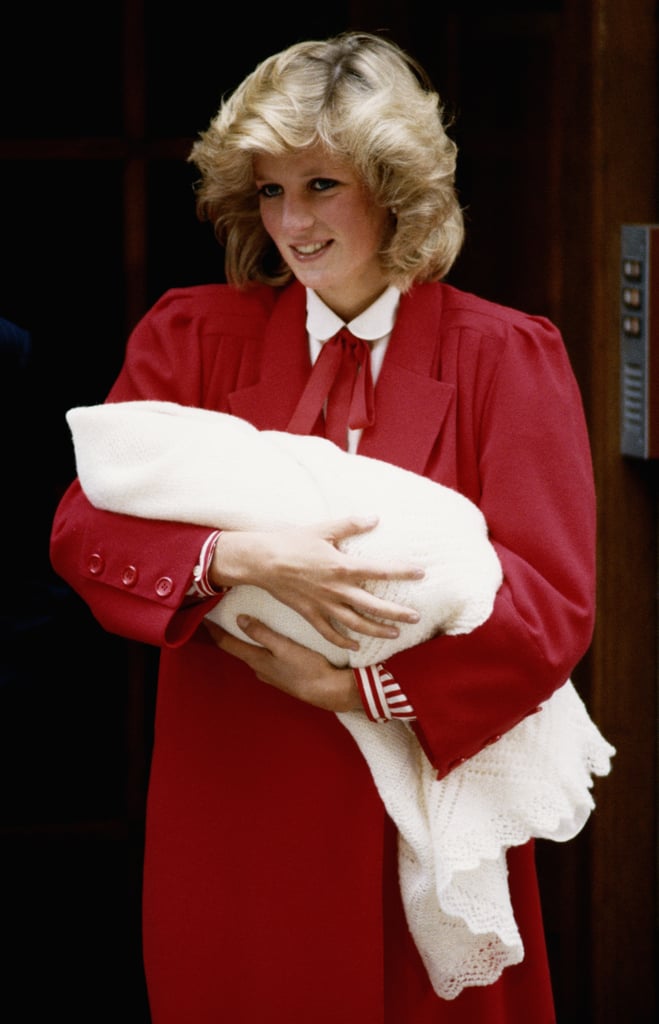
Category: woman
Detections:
[{"x1": 50, "y1": 31, "x2": 598, "y2": 1023}]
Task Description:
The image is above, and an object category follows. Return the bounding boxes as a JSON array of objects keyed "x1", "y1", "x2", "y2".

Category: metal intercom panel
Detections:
[{"x1": 620, "y1": 223, "x2": 659, "y2": 459}]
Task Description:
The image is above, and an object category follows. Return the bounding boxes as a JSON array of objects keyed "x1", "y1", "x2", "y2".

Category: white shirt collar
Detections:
[
  {"x1": 305, "y1": 286, "x2": 401, "y2": 342},
  {"x1": 303, "y1": 287, "x2": 400, "y2": 453}
]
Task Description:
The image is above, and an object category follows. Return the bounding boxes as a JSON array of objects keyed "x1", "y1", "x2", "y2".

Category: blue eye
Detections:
[
  {"x1": 257, "y1": 183, "x2": 282, "y2": 198},
  {"x1": 311, "y1": 178, "x2": 338, "y2": 192}
]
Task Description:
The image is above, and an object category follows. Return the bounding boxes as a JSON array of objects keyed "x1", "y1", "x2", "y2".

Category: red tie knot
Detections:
[{"x1": 287, "y1": 327, "x2": 376, "y2": 449}]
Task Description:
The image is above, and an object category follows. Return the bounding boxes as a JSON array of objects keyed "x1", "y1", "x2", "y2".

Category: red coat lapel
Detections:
[
  {"x1": 358, "y1": 284, "x2": 454, "y2": 474},
  {"x1": 228, "y1": 281, "x2": 313, "y2": 431}
]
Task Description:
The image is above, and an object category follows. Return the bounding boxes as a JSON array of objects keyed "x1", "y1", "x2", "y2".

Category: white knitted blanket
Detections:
[{"x1": 66, "y1": 400, "x2": 615, "y2": 998}]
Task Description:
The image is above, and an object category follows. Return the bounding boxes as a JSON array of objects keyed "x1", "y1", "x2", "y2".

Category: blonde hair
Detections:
[{"x1": 189, "y1": 31, "x2": 464, "y2": 291}]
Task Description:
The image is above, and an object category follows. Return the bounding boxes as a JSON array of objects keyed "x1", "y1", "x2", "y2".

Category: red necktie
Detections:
[{"x1": 287, "y1": 328, "x2": 375, "y2": 449}]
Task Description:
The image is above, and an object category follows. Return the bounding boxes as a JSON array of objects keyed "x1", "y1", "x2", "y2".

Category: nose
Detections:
[{"x1": 280, "y1": 194, "x2": 314, "y2": 232}]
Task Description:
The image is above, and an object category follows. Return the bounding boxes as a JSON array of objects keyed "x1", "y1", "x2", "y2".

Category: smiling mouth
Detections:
[{"x1": 290, "y1": 241, "x2": 331, "y2": 257}]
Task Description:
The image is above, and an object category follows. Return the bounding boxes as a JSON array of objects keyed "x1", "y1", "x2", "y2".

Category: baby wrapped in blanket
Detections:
[{"x1": 66, "y1": 399, "x2": 615, "y2": 998}]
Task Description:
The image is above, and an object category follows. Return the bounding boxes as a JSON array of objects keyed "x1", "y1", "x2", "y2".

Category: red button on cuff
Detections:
[
  {"x1": 121, "y1": 565, "x2": 139, "y2": 587},
  {"x1": 155, "y1": 576, "x2": 174, "y2": 598},
  {"x1": 87, "y1": 553, "x2": 105, "y2": 575}
]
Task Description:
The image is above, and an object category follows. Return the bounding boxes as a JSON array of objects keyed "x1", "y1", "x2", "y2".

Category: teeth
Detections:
[{"x1": 294, "y1": 242, "x2": 326, "y2": 255}]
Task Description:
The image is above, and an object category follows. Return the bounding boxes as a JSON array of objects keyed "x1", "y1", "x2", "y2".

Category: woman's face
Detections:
[{"x1": 253, "y1": 143, "x2": 391, "y2": 322}]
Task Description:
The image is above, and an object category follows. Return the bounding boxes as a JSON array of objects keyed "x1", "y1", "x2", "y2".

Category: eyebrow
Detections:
[{"x1": 253, "y1": 163, "x2": 343, "y2": 182}]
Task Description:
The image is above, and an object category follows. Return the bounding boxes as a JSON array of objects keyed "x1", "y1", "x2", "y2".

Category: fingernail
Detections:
[{"x1": 237, "y1": 614, "x2": 251, "y2": 629}]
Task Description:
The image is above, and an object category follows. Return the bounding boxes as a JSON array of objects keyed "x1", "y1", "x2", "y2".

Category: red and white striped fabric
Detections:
[{"x1": 353, "y1": 663, "x2": 416, "y2": 722}]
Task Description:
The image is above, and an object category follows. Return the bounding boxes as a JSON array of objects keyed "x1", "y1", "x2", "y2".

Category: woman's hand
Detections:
[
  {"x1": 204, "y1": 616, "x2": 362, "y2": 713},
  {"x1": 208, "y1": 516, "x2": 424, "y2": 651}
]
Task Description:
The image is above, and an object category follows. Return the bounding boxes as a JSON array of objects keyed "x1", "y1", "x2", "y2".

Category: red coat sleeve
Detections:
[
  {"x1": 387, "y1": 312, "x2": 596, "y2": 780},
  {"x1": 50, "y1": 480, "x2": 221, "y2": 646},
  {"x1": 49, "y1": 289, "x2": 232, "y2": 647}
]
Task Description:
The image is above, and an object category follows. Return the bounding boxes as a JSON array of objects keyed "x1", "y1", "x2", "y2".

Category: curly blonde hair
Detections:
[{"x1": 189, "y1": 31, "x2": 464, "y2": 291}]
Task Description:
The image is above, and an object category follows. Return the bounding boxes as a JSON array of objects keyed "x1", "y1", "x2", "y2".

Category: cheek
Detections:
[
  {"x1": 353, "y1": 209, "x2": 389, "y2": 256},
  {"x1": 348, "y1": 194, "x2": 388, "y2": 238},
  {"x1": 258, "y1": 202, "x2": 279, "y2": 240}
]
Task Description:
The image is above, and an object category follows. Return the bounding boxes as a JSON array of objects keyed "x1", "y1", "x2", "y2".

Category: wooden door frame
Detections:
[{"x1": 559, "y1": 1, "x2": 658, "y2": 1018}]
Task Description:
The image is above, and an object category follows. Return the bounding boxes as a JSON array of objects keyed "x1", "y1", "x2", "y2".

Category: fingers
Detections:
[
  {"x1": 332, "y1": 607, "x2": 403, "y2": 640},
  {"x1": 204, "y1": 619, "x2": 257, "y2": 657},
  {"x1": 204, "y1": 616, "x2": 279, "y2": 665},
  {"x1": 303, "y1": 615, "x2": 360, "y2": 651},
  {"x1": 348, "y1": 590, "x2": 421, "y2": 624},
  {"x1": 235, "y1": 614, "x2": 277, "y2": 653},
  {"x1": 303, "y1": 578, "x2": 421, "y2": 643},
  {"x1": 207, "y1": 614, "x2": 315, "y2": 659},
  {"x1": 322, "y1": 517, "x2": 426, "y2": 581},
  {"x1": 325, "y1": 515, "x2": 380, "y2": 543},
  {"x1": 358, "y1": 561, "x2": 426, "y2": 582}
]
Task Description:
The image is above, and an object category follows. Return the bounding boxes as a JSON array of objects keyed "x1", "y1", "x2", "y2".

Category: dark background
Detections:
[{"x1": 1, "y1": 2, "x2": 656, "y2": 1021}]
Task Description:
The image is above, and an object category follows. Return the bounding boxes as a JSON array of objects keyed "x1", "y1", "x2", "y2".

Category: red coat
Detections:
[{"x1": 50, "y1": 279, "x2": 595, "y2": 1023}]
